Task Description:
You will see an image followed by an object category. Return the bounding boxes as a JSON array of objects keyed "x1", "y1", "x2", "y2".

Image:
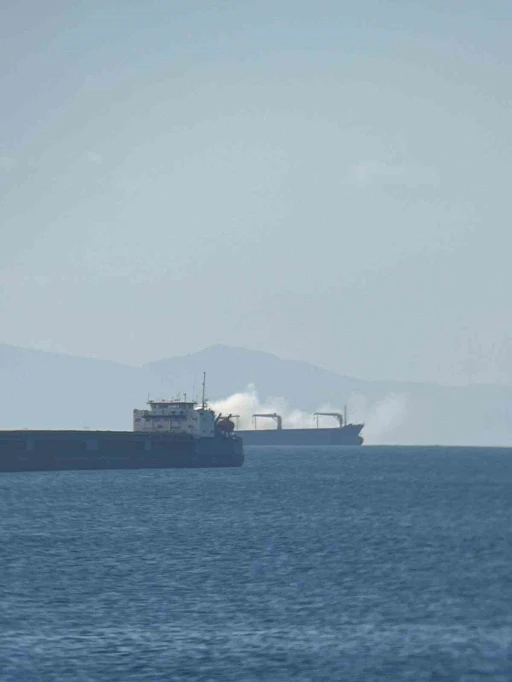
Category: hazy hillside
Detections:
[
  {"x1": 0, "y1": 344, "x2": 145, "y2": 430},
  {"x1": 1, "y1": 343, "x2": 511, "y2": 445}
]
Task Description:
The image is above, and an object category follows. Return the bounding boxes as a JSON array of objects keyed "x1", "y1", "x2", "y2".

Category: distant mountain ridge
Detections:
[{"x1": 1, "y1": 342, "x2": 511, "y2": 445}]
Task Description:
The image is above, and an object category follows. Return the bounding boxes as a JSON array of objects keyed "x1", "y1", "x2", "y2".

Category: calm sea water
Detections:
[{"x1": 1, "y1": 446, "x2": 512, "y2": 681}]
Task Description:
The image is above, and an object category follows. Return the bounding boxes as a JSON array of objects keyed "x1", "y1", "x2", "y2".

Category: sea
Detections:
[{"x1": 1, "y1": 446, "x2": 511, "y2": 681}]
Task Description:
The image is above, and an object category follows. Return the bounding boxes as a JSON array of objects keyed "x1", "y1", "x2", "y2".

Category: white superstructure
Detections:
[{"x1": 133, "y1": 400, "x2": 216, "y2": 437}]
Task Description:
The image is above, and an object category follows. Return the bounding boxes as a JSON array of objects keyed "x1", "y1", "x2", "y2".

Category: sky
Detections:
[{"x1": 1, "y1": 0, "x2": 511, "y2": 385}]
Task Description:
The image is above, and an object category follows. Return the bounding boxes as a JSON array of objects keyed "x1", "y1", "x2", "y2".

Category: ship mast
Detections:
[{"x1": 201, "y1": 372, "x2": 206, "y2": 410}]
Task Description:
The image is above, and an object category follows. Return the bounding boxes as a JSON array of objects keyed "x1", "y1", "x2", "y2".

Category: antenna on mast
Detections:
[{"x1": 201, "y1": 372, "x2": 206, "y2": 409}]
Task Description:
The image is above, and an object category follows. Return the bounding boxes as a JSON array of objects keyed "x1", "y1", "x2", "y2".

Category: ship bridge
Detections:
[{"x1": 133, "y1": 399, "x2": 215, "y2": 437}]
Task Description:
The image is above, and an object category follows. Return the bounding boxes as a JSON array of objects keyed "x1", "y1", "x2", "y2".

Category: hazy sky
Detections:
[{"x1": 1, "y1": 0, "x2": 511, "y2": 385}]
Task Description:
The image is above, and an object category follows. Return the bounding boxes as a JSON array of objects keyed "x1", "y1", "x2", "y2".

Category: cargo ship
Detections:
[
  {"x1": 0, "y1": 398, "x2": 243, "y2": 473},
  {"x1": 236, "y1": 410, "x2": 364, "y2": 446}
]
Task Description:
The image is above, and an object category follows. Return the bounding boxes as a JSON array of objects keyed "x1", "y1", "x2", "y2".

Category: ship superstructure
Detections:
[{"x1": 133, "y1": 399, "x2": 217, "y2": 437}]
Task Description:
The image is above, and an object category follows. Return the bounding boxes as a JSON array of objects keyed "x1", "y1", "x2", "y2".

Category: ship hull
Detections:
[
  {"x1": 0, "y1": 430, "x2": 243, "y2": 473},
  {"x1": 238, "y1": 425, "x2": 364, "y2": 446}
]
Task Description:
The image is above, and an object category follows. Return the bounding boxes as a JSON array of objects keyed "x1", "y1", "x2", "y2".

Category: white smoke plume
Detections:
[
  {"x1": 211, "y1": 385, "x2": 408, "y2": 442},
  {"x1": 210, "y1": 385, "x2": 315, "y2": 430},
  {"x1": 345, "y1": 392, "x2": 409, "y2": 444}
]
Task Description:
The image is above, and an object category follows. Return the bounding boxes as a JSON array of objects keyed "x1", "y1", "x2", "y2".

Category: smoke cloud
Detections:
[
  {"x1": 210, "y1": 384, "x2": 315, "y2": 430},
  {"x1": 211, "y1": 385, "x2": 408, "y2": 443},
  {"x1": 349, "y1": 392, "x2": 409, "y2": 444}
]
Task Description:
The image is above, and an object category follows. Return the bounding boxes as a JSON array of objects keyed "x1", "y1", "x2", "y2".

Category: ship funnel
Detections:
[
  {"x1": 252, "y1": 413, "x2": 283, "y2": 430},
  {"x1": 314, "y1": 412, "x2": 344, "y2": 428}
]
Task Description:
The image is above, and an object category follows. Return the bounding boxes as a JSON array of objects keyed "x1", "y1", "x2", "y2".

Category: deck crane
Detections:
[
  {"x1": 252, "y1": 413, "x2": 283, "y2": 430},
  {"x1": 313, "y1": 412, "x2": 344, "y2": 428}
]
